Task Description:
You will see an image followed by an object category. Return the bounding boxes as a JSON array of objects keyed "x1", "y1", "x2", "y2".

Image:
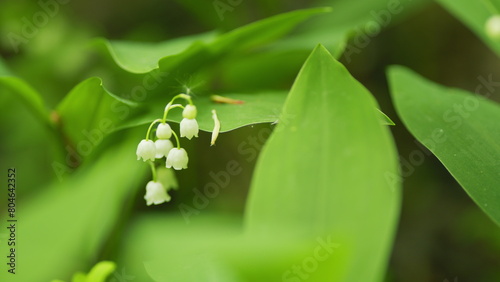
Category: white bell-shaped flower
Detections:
[
  {"x1": 136, "y1": 139, "x2": 156, "y2": 161},
  {"x1": 183, "y1": 104, "x2": 197, "y2": 119},
  {"x1": 155, "y1": 139, "x2": 174, "y2": 158},
  {"x1": 180, "y1": 118, "x2": 199, "y2": 140},
  {"x1": 156, "y1": 123, "x2": 172, "y2": 139},
  {"x1": 166, "y1": 148, "x2": 189, "y2": 170},
  {"x1": 144, "y1": 181, "x2": 170, "y2": 206},
  {"x1": 486, "y1": 15, "x2": 500, "y2": 39}
]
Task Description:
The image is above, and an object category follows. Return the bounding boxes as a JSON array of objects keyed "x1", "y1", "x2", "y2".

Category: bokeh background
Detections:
[{"x1": 1, "y1": 0, "x2": 500, "y2": 281}]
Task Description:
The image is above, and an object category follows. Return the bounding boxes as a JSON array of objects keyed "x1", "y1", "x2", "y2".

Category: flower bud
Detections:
[
  {"x1": 156, "y1": 123, "x2": 172, "y2": 139},
  {"x1": 180, "y1": 118, "x2": 199, "y2": 140},
  {"x1": 136, "y1": 139, "x2": 156, "y2": 162},
  {"x1": 166, "y1": 148, "x2": 189, "y2": 170},
  {"x1": 144, "y1": 181, "x2": 170, "y2": 205},
  {"x1": 183, "y1": 104, "x2": 197, "y2": 119}
]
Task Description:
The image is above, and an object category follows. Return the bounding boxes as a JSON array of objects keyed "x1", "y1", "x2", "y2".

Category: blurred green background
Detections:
[{"x1": 1, "y1": 0, "x2": 500, "y2": 281}]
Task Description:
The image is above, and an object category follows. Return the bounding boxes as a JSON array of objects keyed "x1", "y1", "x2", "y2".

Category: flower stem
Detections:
[
  {"x1": 146, "y1": 119, "x2": 163, "y2": 141},
  {"x1": 171, "y1": 93, "x2": 193, "y2": 105},
  {"x1": 171, "y1": 130, "x2": 181, "y2": 149},
  {"x1": 162, "y1": 103, "x2": 185, "y2": 123},
  {"x1": 149, "y1": 161, "x2": 157, "y2": 181}
]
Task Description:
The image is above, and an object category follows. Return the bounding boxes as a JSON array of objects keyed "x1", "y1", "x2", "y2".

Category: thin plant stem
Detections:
[
  {"x1": 162, "y1": 103, "x2": 185, "y2": 123},
  {"x1": 145, "y1": 119, "x2": 163, "y2": 140},
  {"x1": 171, "y1": 130, "x2": 181, "y2": 149},
  {"x1": 149, "y1": 161, "x2": 157, "y2": 181},
  {"x1": 171, "y1": 93, "x2": 193, "y2": 105}
]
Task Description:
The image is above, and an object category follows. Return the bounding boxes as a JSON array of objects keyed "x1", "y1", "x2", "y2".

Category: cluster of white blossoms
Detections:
[{"x1": 136, "y1": 94, "x2": 199, "y2": 206}]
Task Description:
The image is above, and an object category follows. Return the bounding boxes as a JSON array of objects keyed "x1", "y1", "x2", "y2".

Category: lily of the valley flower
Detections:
[
  {"x1": 155, "y1": 139, "x2": 174, "y2": 158},
  {"x1": 135, "y1": 94, "x2": 209, "y2": 206},
  {"x1": 144, "y1": 181, "x2": 171, "y2": 205},
  {"x1": 166, "y1": 148, "x2": 189, "y2": 170},
  {"x1": 180, "y1": 118, "x2": 199, "y2": 139},
  {"x1": 180, "y1": 104, "x2": 199, "y2": 140},
  {"x1": 156, "y1": 122, "x2": 172, "y2": 139},
  {"x1": 136, "y1": 139, "x2": 156, "y2": 161}
]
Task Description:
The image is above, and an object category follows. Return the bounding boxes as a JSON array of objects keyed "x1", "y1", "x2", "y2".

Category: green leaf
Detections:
[
  {"x1": 388, "y1": 65, "x2": 500, "y2": 226},
  {"x1": 207, "y1": 7, "x2": 331, "y2": 54},
  {"x1": 0, "y1": 131, "x2": 148, "y2": 282},
  {"x1": 97, "y1": 8, "x2": 330, "y2": 74},
  {"x1": 244, "y1": 45, "x2": 401, "y2": 281},
  {"x1": 378, "y1": 108, "x2": 396, "y2": 125},
  {"x1": 117, "y1": 91, "x2": 288, "y2": 133},
  {"x1": 159, "y1": 7, "x2": 329, "y2": 74},
  {"x1": 437, "y1": 0, "x2": 500, "y2": 56},
  {"x1": 56, "y1": 77, "x2": 136, "y2": 151},
  {"x1": 117, "y1": 215, "x2": 345, "y2": 282},
  {"x1": 190, "y1": 7, "x2": 336, "y2": 91},
  {"x1": 84, "y1": 261, "x2": 116, "y2": 282},
  {"x1": 52, "y1": 261, "x2": 116, "y2": 282},
  {"x1": 0, "y1": 73, "x2": 66, "y2": 187},
  {"x1": 117, "y1": 215, "x2": 242, "y2": 281},
  {"x1": 117, "y1": 90, "x2": 393, "y2": 133},
  {"x1": 94, "y1": 31, "x2": 217, "y2": 74},
  {"x1": 0, "y1": 76, "x2": 51, "y2": 127}
]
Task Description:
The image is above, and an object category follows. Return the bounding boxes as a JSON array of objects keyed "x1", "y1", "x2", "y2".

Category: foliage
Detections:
[{"x1": 1, "y1": 0, "x2": 499, "y2": 281}]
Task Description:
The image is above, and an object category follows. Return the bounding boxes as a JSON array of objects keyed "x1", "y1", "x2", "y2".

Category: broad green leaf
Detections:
[
  {"x1": 0, "y1": 73, "x2": 65, "y2": 188},
  {"x1": 117, "y1": 91, "x2": 394, "y2": 133},
  {"x1": 0, "y1": 76, "x2": 52, "y2": 128},
  {"x1": 117, "y1": 214, "x2": 346, "y2": 282},
  {"x1": 0, "y1": 131, "x2": 148, "y2": 282},
  {"x1": 94, "y1": 31, "x2": 217, "y2": 74},
  {"x1": 117, "y1": 215, "x2": 237, "y2": 281},
  {"x1": 388, "y1": 65, "x2": 500, "y2": 226},
  {"x1": 116, "y1": 91, "x2": 288, "y2": 133},
  {"x1": 437, "y1": 0, "x2": 500, "y2": 56},
  {"x1": 159, "y1": 7, "x2": 330, "y2": 74},
  {"x1": 56, "y1": 77, "x2": 136, "y2": 152},
  {"x1": 245, "y1": 45, "x2": 401, "y2": 281},
  {"x1": 97, "y1": 8, "x2": 329, "y2": 74},
  {"x1": 207, "y1": 7, "x2": 331, "y2": 54}
]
